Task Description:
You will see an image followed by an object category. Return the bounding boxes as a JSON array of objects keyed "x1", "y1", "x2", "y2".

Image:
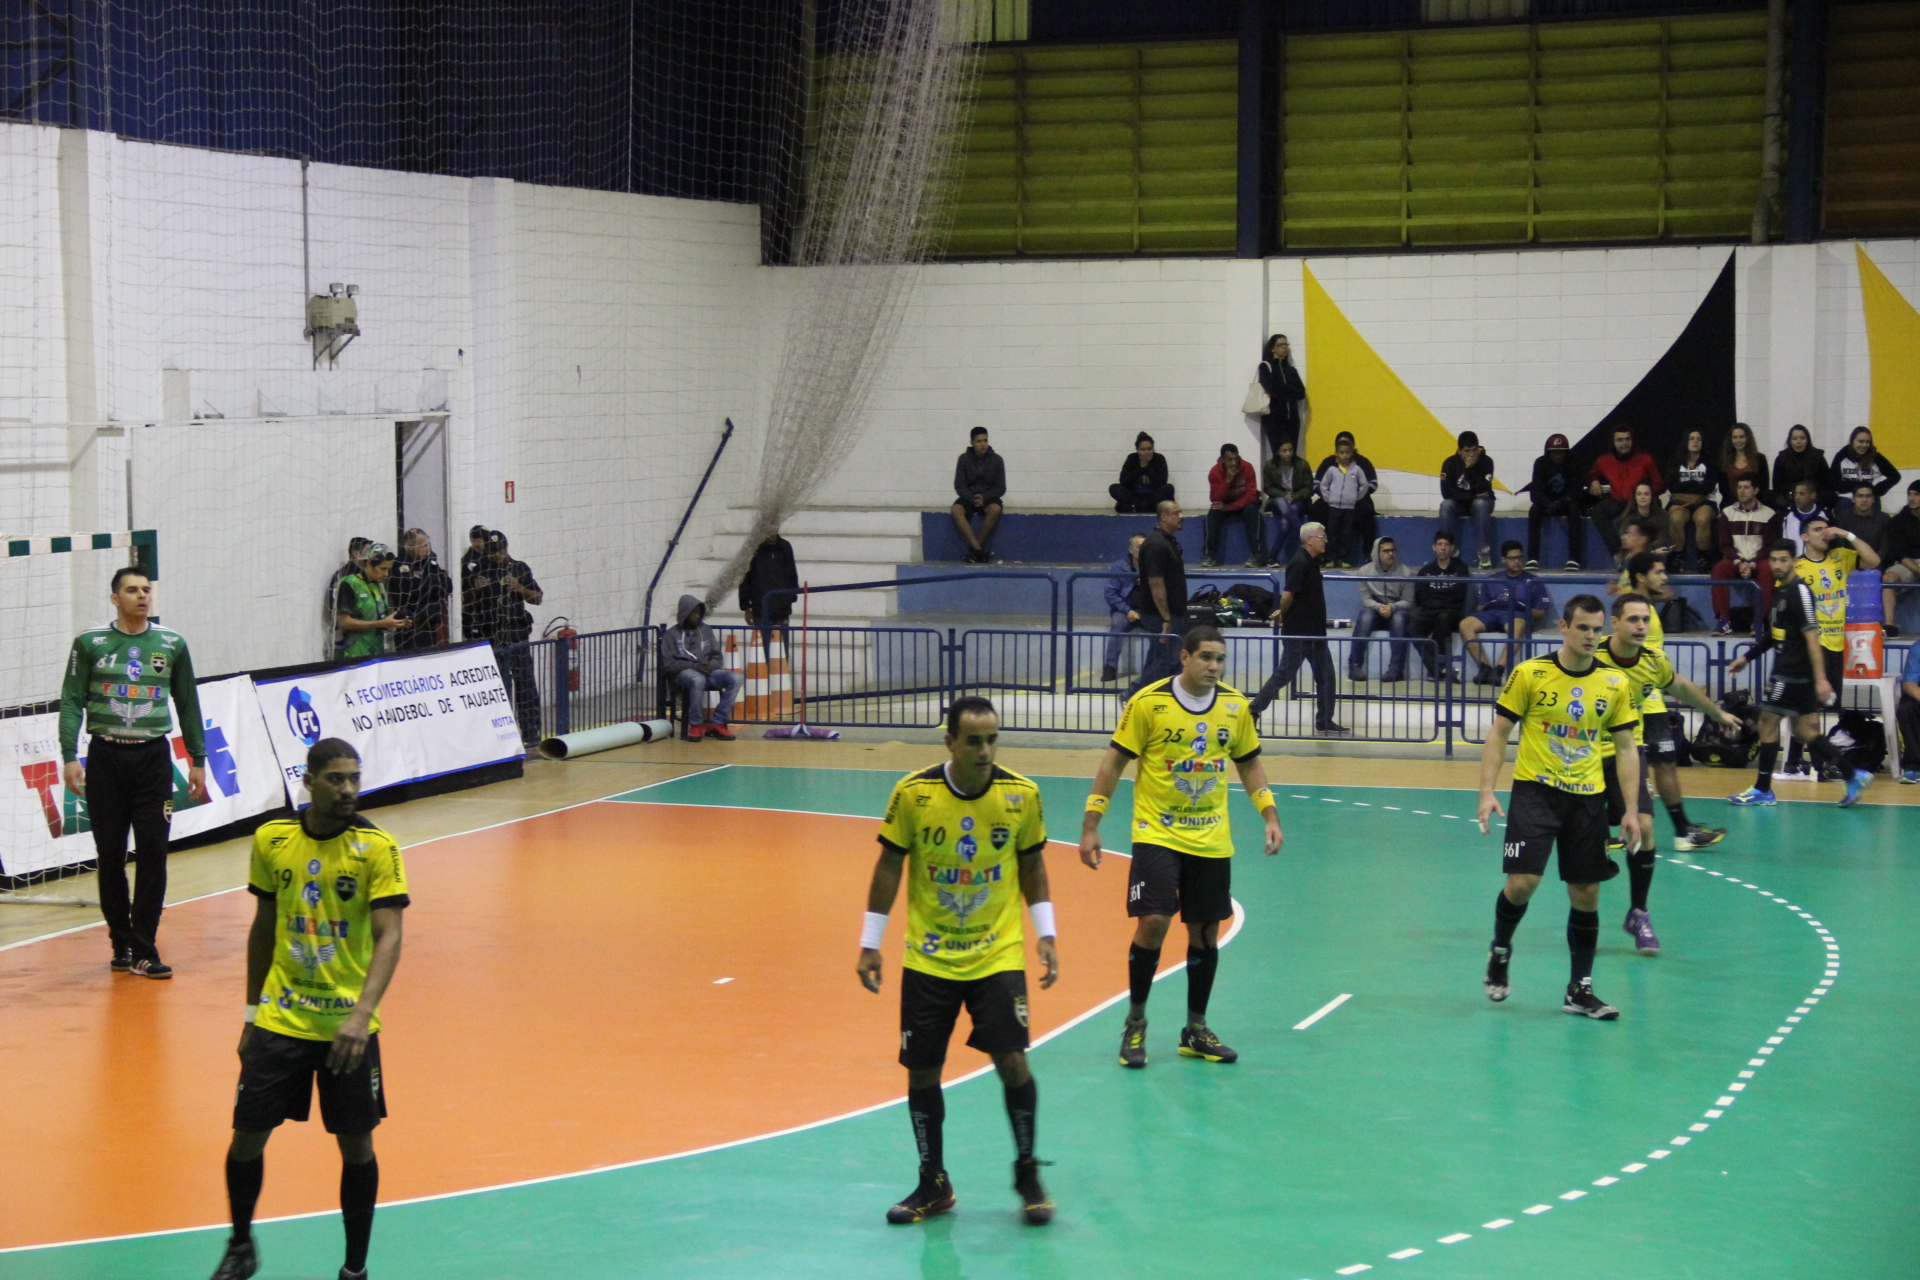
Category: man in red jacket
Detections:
[
  {"x1": 1709, "y1": 475, "x2": 1780, "y2": 635},
  {"x1": 1204, "y1": 443, "x2": 1262, "y2": 568},
  {"x1": 1584, "y1": 425, "x2": 1663, "y2": 558}
]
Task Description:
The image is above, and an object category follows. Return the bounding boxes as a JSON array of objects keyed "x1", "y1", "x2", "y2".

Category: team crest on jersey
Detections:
[
  {"x1": 990, "y1": 826, "x2": 1010, "y2": 850},
  {"x1": 956, "y1": 834, "x2": 978, "y2": 862},
  {"x1": 124, "y1": 657, "x2": 143, "y2": 681},
  {"x1": 302, "y1": 881, "x2": 322, "y2": 905},
  {"x1": 1014, "y1": 995, "x2": 1029, "y2": 1028},
  {"x1": 1217, "y1": 725, "x2": 1230, "y2": 749},
  {"x1": 1595, "y1": 696, "x2": 1609, "y2": 717},
  {"x1": 1191, "y1": 723, "x2": 1209, "y2": 755},
  {"x1": 1567, "y1": 687, "x2": 1585, "y2": 721},
  {"x1": 335, "y1": 875, "x2": 357, "y2": 901},
  {"x1": 151, "y1": 653, "x2": 166, "y2": 674}
]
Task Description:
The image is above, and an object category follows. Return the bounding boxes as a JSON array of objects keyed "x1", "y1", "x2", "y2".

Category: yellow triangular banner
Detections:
[
  {"x1": 1857, "y1": 243, "x2": 1920, "y2": 470},
  {"x1": 1302, "y1": 264, "x2": 1502, "y2": 487}
]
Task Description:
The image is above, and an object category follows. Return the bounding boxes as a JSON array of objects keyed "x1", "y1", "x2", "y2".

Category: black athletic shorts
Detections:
[
  {"x1": 899, "y1": 967, "x2": 1029, "y2": 1070},
  {"x1": 1603, "y1": 748, "x2": 1653, "y2": 826},
  {"x1": 234, "y1": 1027, "x2": 387, "y2": 1135},
  {"x1": 1760, "y1": 674, "x2": 1823, "y2": 718},
  {"x1": 1503, "y1": 780, "x2": 1618, "y2": 884},
  {"x1": 1642, "y1": 710, "x2": 1679, "y2": 764},
  {"x1": 1126, "y1": 842, "x2": 1233, "y2": 923}
]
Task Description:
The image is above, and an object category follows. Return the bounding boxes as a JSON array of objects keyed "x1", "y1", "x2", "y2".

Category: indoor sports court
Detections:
[{"x1": 4, "y1": 0, "x2": 1919, "y2": 1277}]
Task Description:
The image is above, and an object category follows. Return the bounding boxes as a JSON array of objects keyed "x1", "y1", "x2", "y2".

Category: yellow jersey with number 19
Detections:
[
  {"x1": 1495, "y1": 655, "x2": 1639, "y2": 795},
  {"x1": 877, "y1": 764, "x2": 1048, "y2": 982},
  {"x1": 1110, "y1": 677, "x2": 1262, "y2": 858},
  {"x1": 247, "y1": 814, "x2": 410, "y2": 1042},
  {"x1": 1591, "y1": 639, "x2": 1676, "y2": 755}
]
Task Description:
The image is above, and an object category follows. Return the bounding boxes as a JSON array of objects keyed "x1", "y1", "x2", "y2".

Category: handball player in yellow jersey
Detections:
[
  {"x1": 1080, "y1": 625, "x2": 1282, "y2": 1069},
  {"x1": 858, "y1": 696, "x2": 1058, "y2": 1227}
]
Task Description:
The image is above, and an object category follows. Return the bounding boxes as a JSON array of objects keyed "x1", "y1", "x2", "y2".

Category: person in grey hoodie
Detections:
[
  {"x1": 659, "y1": 594, "x2": 741, "y2": 740},
  {"x1": 1348, "y1": 535, "x2": 1414, "y2": 682}
]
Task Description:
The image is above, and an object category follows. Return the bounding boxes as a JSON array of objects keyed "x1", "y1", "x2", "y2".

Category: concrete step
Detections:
[
  {"x1": 704, "y1": 532, "x2": 918, "y2": 564},
  {"x1": 716, "y1": 506, "x2": 923, "y2": 538}
]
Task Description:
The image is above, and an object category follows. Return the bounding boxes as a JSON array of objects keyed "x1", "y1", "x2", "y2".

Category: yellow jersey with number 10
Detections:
[
  {"x1": 1495, "y1": 655, "x2": 1639, "y2": 795},
  {"x1": 1111, "y1": 677, "x2": 1262, "y2": 858}
]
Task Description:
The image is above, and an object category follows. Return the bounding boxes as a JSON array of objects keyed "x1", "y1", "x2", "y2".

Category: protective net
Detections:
[{"x1": 706, "y1": 0, "x2": 980, "y2": 610}]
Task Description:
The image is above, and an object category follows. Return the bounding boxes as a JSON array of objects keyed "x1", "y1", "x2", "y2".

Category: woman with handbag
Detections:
[{"x1": 1248, "y1": 333, "x2": 1307, "y2": 457}]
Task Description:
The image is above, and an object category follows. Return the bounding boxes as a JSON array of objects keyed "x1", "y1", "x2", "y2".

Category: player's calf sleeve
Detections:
[
  {"x1": 225, "y1": 1154, "x2": 264, "y2": 1242},
  {"x1": 1003, "y1": 1078, "x2": 1037, "y2": 1162},
  {"x1": 1127, "y1": 945, "x2": 1161, "y2": 1016},
  {"x1": 1567, "y1": 909, "x2": 1600, "y2": 983},
  {"x1": 907, "y1": 1086, "x2": 946, "y2": 1174},
  {"x1": 1627, "y1": 848, "x2": 1656, "y2": 911},
  {"x1": 1184, "y1": 944, "x2": 1219, "y2": 1023},
  {"x1": 1754, "y1": 740, "x2": 1780, "y2": 791},
  {"x1": 340, "y1": 1156, "x2": 378, "y2": 1272},
  {"x1": 1492, "y1": 891, "x2": 1528, "y2": 949}
]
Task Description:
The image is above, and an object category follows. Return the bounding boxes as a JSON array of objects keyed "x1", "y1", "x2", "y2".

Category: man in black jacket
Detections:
[
  {"x1": 1411, "y1": 530, "x2": 1472, "y2": 680},
  {"x1": 1248, "y1": 522, "x2": 1346, "y2": 733},
  {"x1": 1111, "y1": 433, "x2": 1175, "y2": 513},
  {"x1": 1882, "y1": 480, "x2": 1920, "y2": 637},
  {"x1": 740, "y1": 529, "x2": 800, "y2": 653},
  {"x1": 388, "y1": 528, "x2": 451, "y2": 651},
  {"x1": 1526, "y1": 433, "x2": 1584, "y2": 569},
  {"x1": 1439, "y1": 431, "x2": 1497, "y2": 570},
  {"x1": 952, "y1": 427, "x2": 1007, "y2": 563},
  {"x1": 1126, "y1": 502, "x2": 1188, "y2": 698}
]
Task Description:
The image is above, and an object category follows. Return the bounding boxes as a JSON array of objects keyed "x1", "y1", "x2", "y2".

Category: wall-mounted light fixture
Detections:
[{"x1": 306, "y1": 283, "x2": 360, "y2": 368}]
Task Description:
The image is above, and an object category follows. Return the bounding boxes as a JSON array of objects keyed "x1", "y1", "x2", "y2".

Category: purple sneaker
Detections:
[{"x1": 1623, "y1": 907, "x2": 1660, "y2": 956}]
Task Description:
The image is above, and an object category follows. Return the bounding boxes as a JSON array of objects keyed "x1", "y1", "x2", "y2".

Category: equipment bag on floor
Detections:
[
  {"x1": 1690, "y1": 689, "x2": 1759, "y2": 767},
  {"x1": 1825, "y1": 710, "x2": 1886, "y2": 773}
]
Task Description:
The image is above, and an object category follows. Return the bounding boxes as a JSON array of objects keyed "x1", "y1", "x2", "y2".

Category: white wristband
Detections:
[
  {"x1": 244, "y1": 1005, "x2": 257, "y2": 1023},
  {"x1": 1030, "y1": 901, "x2": 1057, "y2": 939},
  {"x1": 860, "y1": 910, "x2": 889, "y2": 950}
]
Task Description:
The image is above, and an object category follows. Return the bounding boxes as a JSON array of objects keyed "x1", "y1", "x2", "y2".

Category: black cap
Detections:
[
  {"x1": 469, "y1": 524, "x2": 489, "y2": 539},
  {"x1": 485, "y1": 530, "x2": 508, "y2": 549}
]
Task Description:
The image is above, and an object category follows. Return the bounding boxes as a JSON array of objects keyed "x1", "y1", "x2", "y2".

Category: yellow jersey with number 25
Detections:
[{"x1": 1110, "y1": 677, "x2": 1261, "y2": 858}]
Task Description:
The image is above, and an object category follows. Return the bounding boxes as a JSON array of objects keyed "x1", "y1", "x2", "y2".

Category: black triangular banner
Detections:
[{"x1": 1567, "y1": 252, "x2": 1737, "y2": 479}]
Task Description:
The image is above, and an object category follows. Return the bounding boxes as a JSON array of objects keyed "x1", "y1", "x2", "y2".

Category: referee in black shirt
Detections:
[{"x1": 1249, "y1": 521, "x2": 1348, "y2": 733}]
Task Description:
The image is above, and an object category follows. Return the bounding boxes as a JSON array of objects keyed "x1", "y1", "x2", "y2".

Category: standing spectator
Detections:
[
  {"x1": 1101, "y1": 533, "x2": 1147, "y2": 683},
  {"x1": 1779, "y1": 480, "x2": 1829, "y2": 556},
  {"x1": 459, "y1": 524, "x2": 490, "y2": 640},
  {"x1": 1438, "y1": 430, "x2": 1497, "y2": 569},
  {"x1": 1526, "y1": 433, "x2": 1584, "y2": 569},
  {"x1": 1348, "y1": 535, "x2": 1413, "y2": 682},
  {"x1": 388, "y1": 528, "x2": 451, "y2": 651},
  {"x1": 739, "y1": 528, "x2": 800, "y2": 654},
  {"x1": 1709, "y1": 476, "x2": 1780, "y2": 635},
  {"x1": 1248, "y1": 522, "x2": 1346, "y2": 734},
  {"x1": 1203, "y1": 443, "x2": 1262, "y2": 568},
  {"x1": 1717, "y1": 422, "x2": 1769, "y2": 507},
  {"x1": 1881, "y1": 480, "x2": 1920, "y2": 637},
  {"x1": 1256, "y1": 333, "x2": 1307, "y2": 456},
  {"x1": 1617, "y1": 482, "x2": 1670, "y2": 555},
  {"x1": 59, "y1": 566, "x2": 206, "y2": 979},
  {"x1": 1261, "y1": 437, "x2": 1313, "y2": 566},
  {"x1": 1584, "y1": 424, "x2": 1663, "y2": 558},
  {"x1": 1897, "y1": 634, "x2": 1920, "y2": 784},
  {"x1": 1126, "y1": 502, "x2": 1188, "y2": 697},
  {"x1": 951, "y1": 427, "x2": 1006, "y2": 564},
  {"x1": 1831, "y1": 426, "x2": 1901, "y2": 501},
  {"x1": 660, "y1": 595, "x2": 741, "y2": 741},
  {"x1": 1833, "y1": 483, "x2": 1892, "y2": 557},
  {"x1": 336, "y1": 544, "x2": 409, "y2": 661},
  {"x1": 1411, "y1": 531, "x2": 1472, "y2": 680},
  {"x1": 467, "y1": 531, "x2": 544, "y2": 748},
  {"x1": 325, "y1": 537, "x2": 372, "y2": 658},
  {"x1": 1110, "y1": 433, "x2": 1174, "y2": 513},
  {"x1": 1772, "y1": 425, "x2": 1828, "y2": 509},
  {"x1": 1665, "y1": 429, "x2": 1719, "y2": 570},
  {"x1": 1311, "y1": 431, "x2": 1379, "y2": 568},
  {"x1": 1459, "y1": 542, "x2": 1552, "y2": 684}
]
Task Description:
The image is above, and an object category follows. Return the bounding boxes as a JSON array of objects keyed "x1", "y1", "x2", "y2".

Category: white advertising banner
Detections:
[
  {"x1": 1, "y1": 676, "x2": 286, "y2": 878},
  {"x1": 251, "y1": 642, "x2": 524, "y2": 806}
]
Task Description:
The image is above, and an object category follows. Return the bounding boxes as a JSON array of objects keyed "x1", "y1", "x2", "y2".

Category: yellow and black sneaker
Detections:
[
  {"x1": 886, "y1": 1171, "x2": 956, "y2": 1225},
  {"x1": 1606, "y1": 834, "x2": 1626, "y2": 855},
  {"x1": 1178, "y1": 1025, "x2": 1239, "y2": 1063},
  {"x1": 1013, "y1": 1158, "x2": 1055, "y2": 1225},
  {"x1": 1118, "y1": 1018, "x2": 1148, "y2": 1069}
]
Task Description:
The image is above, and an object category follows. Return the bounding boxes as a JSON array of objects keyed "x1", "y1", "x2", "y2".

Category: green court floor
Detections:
[{"x1": 16, "y1": 766, "x2": 1918, "y2": 1279}]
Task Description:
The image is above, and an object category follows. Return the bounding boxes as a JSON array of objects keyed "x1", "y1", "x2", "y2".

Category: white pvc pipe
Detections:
[{"x1": 539, "y1": 719, "x2": 672, "y2": 759}]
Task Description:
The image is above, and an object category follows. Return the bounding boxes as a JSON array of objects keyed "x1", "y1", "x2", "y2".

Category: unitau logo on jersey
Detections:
[{"x1": 286, "y1": 687, "x2": 323, "y2": 746}]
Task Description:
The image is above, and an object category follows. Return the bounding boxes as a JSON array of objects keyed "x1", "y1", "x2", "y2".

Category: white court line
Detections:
[{"x1": 1293, "y1": 993, "x2": 1354, "y2": 1031}]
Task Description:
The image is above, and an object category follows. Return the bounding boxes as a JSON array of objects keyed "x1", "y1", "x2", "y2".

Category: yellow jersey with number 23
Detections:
[{"x1": 1495, "y1": 656, "x2": 1638, "y2": 795}]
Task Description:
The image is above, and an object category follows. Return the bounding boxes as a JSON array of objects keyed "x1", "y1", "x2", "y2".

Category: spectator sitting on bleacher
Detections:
[
  {"x1": 1773, "y1": 425, "x2": 1828, "y2": 509},
  {"x1": 1439, "y1": 430, "x2": 1497, "y2": 570},
  {"x1": 951, "y1": 426, "x2": 1006, "y2": 564},
  {"x1": 1111, "y1": 433, "x2": 1174, "y2": 514},
  {"x1": 1527, "y1": 432, "x2": 1583, "y2": 570},
  {"x1": 739, "y1": 528, "x2": 799, "y2": 653},
  {"x1": 1203, "y1": 442, "x2": 1262, "y2": 568},
  {"x1": 1411, "y1": 530, "x2": 1472, "y2": 681},
  {"x1": 1709, "y1": 476, "x2": 1779, "y2": 636},
  {"x1": 1617, "y1": 482, "x2": 1669, "y2": 555},
  {"x1": 1830, "y1": 426, "x2": 1901, "y2": 502},
  {"x1": 1881, "y1": 480, "x2": 1920, "y2": 638},
  {"x1": 1459, "y1": 541, "x2": 1552, "y2": 685},
  {"x1": 1261, "y1": 437, "x2": 1313, "y2": 566},
  {"x1": 1666, "y1": 429, "x2": 1720, "y2": 571},
  {"x1": 1780, "y1": 480, "x2": 1829, "y2": 556},
  {"x1": 1348, "y1": 535, "x2": 1413, "y2": 683},
  {"x1": 1312, "y1": 431, "x2": 1378, "y2": 569},
  {"x1": 1833, "y1": 482, "x2": 1891, "y2": 557},
  {"x1": 1101, "y1": 533, "x2": 1146, "y2": 683},
  {"x1": 1585, "y1": 424, "x2": 1662, "y2": 558},
  {"x1": 660, "y1": 595, "x2": 740, "y2": 742}
]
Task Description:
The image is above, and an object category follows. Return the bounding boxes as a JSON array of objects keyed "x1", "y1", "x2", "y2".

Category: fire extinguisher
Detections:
[{"x1": 543, "y1": 617, "x2": 580, "y2": 691}]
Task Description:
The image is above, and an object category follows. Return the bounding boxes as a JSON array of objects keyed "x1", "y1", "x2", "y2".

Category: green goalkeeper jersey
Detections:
[{"x1": 59, "y1": 623, "x2": 206, "y2": 763}]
